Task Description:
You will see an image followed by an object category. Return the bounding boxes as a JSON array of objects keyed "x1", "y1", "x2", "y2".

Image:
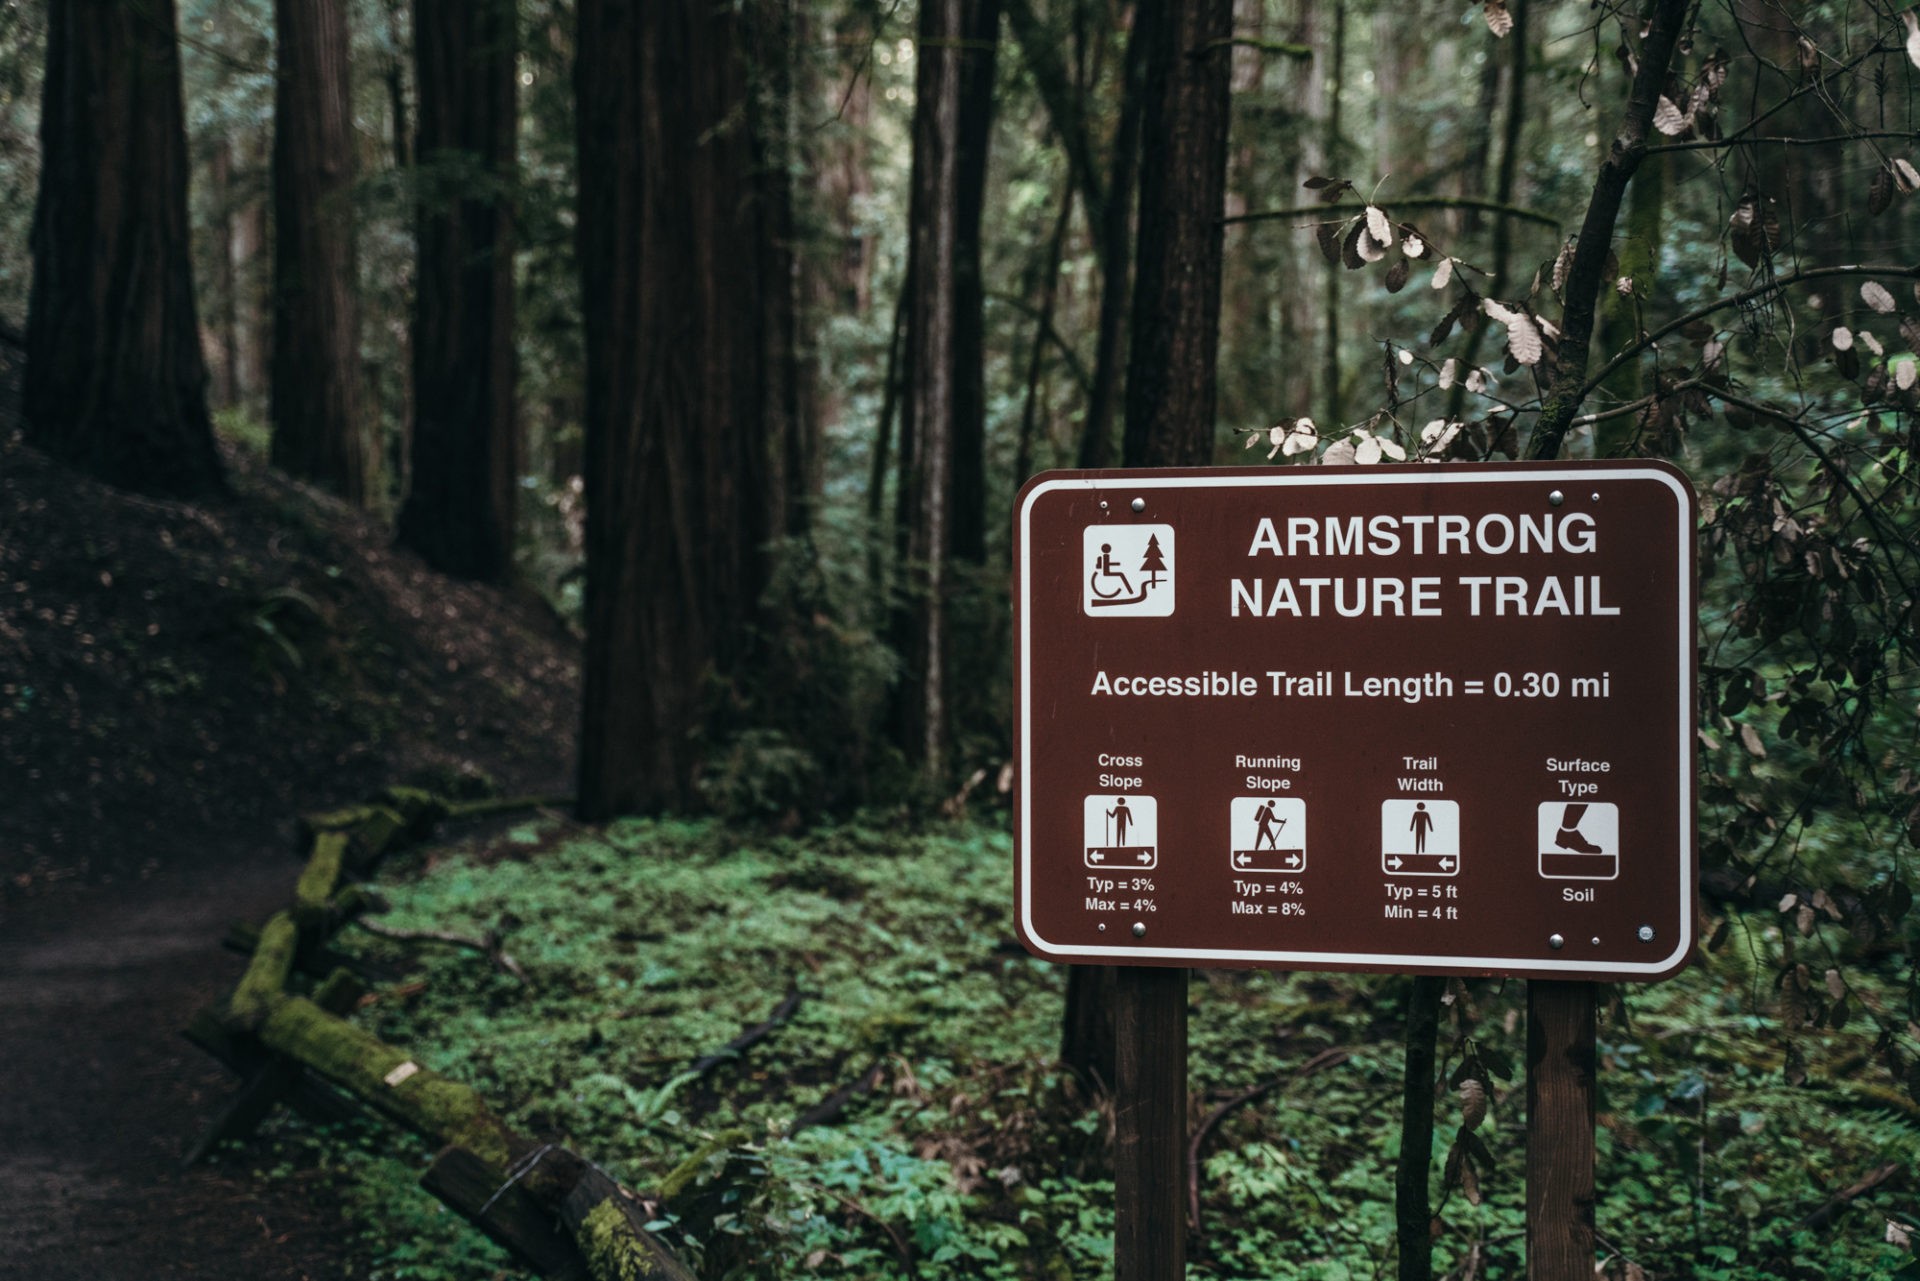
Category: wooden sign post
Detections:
[{"x1": 1011, "y1": 464, "x2": 1696, "y2": 1276}]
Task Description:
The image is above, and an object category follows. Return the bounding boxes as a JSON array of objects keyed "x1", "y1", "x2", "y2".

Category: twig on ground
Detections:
[
  {"x1": 688, "y1": 987, "x2": 806, "y2": 1080},
  {"x1": 353, "y1": 918, "x2": 528, "y2": 982},
  {"x1": 1187, "y1": 1045, "x2": 1350, "y2": 1234}
]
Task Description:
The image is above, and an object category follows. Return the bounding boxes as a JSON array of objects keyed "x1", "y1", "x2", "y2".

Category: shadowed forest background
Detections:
[{"x1": 2, "y1": 0, "x2": 1920, "y2": 1278}]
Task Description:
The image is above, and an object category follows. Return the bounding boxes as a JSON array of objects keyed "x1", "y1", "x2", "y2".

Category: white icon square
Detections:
[
  {"x1": 1230, "y1": 797, "x2": 1306, "y2": 873},
  {"x1": 1084, "y1": 793, "x2": 1157, "y2": 869},
  {"x1": 1083, "y1": 524, "x2": 1175, "y2": 616},
  {"x1": 1380, "y1": 799, "x2": 1460, "y2": 876},
  {"x1": 1537, "y1": 802, "x2": 1620, "y2": 880}
]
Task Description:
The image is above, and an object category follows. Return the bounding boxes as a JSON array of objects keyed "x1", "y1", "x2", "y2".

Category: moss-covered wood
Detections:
[
  {"x1": 227, "y1": 911, "x2": 297, "y2": 1030},
  {"x1": 293, "y1": 830, "x2": 349, "y2": 933}
]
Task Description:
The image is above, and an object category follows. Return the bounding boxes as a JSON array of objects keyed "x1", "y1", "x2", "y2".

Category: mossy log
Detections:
[
  {"x1": 252, "y1": 992, "x2": 696, "y2": 1280},
  {"x1": 293, "y1": 831, "x2": 350, "y2": 934},
  {"x1": 228, "y1": 912, "x2": 297, "y2": 1030}
]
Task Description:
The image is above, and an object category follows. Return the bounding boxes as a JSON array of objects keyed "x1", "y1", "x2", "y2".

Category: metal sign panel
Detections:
[{"x1": 1013, "y1": 462, "x2": 1697, "y2": 981}]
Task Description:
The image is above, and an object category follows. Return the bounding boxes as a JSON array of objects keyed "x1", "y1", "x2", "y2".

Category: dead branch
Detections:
[
  {"x1": 789, "y1": 1059, "x2": 886, "y2": 1135},
  {"x1": 687, "y1": 987, "x2": 806, "y2": 1080},
  {"x1": 1187, "y1": 1045, "x2": 1350, "y2": 1233},
  {"x1": 352, "y1": 918, "x2": 528, "y2": 982},
  {"x1": 1792, "y1": 1162, "x2": 1902, "y2": 1232},
  {"x1": 1224, "y1": 196, "x2": 1561, "y2": 231}
]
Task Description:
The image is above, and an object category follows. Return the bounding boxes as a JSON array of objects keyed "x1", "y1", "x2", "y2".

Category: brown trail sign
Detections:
[
  {"x1": 1013, "y1": 462, "x2": 1698, "y2": 1281},
  {"x1": 1014, "y1": 462, "x2": 1696, "y2": 981}
]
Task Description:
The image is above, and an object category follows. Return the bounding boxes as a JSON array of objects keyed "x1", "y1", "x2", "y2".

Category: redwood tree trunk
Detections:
[
  {"x1": 575, "y1": 0, "x2": 793, "y2": 817},
  {"x1": 271, "y1": 0, "x2": 367, "y2": 505},
  {"x1": 889, "y1": 0, "x2": 999, "y2": 782},
  {"x1": 1123, "y1": 0, "x2": 1232, "y2": 468},
  {"x1": 24, "y1": 0, "x2": 224, "y2": 499},
  {"x1": 1064, "y1": 0, "x2": 1231, "y2": 1118},
  {"x1": 397, "y1": 0, "x2": 518, "y2": 580}
]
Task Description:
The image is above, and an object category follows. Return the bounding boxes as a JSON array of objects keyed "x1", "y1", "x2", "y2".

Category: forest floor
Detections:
[{"x1": 0, "y1": 344, "x2": 581, "y2": 1279}]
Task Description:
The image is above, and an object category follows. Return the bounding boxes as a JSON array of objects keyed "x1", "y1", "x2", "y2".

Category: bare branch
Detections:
[{"x1": 1224, "y1": 196, "x2": 1561, "y2": 231}]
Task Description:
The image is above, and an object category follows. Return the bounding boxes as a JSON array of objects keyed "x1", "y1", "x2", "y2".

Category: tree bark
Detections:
[
  {"x1": 1123, "y1": 0, "x2": 1232, "y2": 467},
  {"x1": 888, "y1": 0, "x2": 999, "y2": 782},
  {"x1": 24, "y1": 0, "x2": 224, "y2": 499},
  {"x1": 1528, "y1": 0, "x2": 1688, "y2": 460},
  {"x1": 1078, "y1": 6, "x2": 1149, "y2": 470},
  {"x1": 574, "y1": 0, "x2": 794, "y2": 817},
  {"x1": 397, "y1": 0, "x2": 518, "y2": 580},
  {"x1": 271, "y1": 0, "x2": 368, "y2": 504}
]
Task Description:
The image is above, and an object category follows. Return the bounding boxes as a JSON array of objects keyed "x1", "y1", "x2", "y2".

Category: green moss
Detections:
[
  {"x1": 657, "y1": 1127, "x2": 751, "y2": 1203},
  {"x1": 228, "y1": 911, "x2": 296, "y2": 1029},
  {"x1": 293, "y1": 831, "x2": 348, "y2": 932},
  {"x1": 574, "y1": 1199, "x2": 668, "y2": 1281}
]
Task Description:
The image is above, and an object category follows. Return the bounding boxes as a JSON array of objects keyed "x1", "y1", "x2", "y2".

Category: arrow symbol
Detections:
[
  {"x1": 1440, "y1": 858, "x2": 1455, "y2": 871},
  {"x1": 1138, "y1": 851, "x2": 1152, "y2": 865},
  {"x1": 1389, "y1": 856, "x2": 1404, "y2": 870},
  {"x1": 1235, "y1": 853, "x2": 1250, "y2": 867},
  {"x1": 1285, "y1": 853, "x2": 1302, "y2": 868},
  {"x1": 1089, "y1": 851, "x2": 1104, "y2": 863}
]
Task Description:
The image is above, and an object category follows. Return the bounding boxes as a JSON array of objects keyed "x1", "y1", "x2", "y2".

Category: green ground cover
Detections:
[{"x1": 260, "y1": 816, "x2": 1918, "y2": 1280}]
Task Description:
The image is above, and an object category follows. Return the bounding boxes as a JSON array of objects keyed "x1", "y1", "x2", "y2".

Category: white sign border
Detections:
[{"x1": 1015, "y1": 465, "x2": 1696, "y2": 978}]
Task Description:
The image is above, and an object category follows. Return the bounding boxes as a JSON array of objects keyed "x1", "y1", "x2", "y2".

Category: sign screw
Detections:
[
  {"x1": 1548, "y1": 933, "x2": 1565, "y2": 949},
  {"x1": 1130, "y1": 497, "x2": 1146, "y2": 512},
  {"x1": 1548, "y1": 490, "x2": 1565, "y2": 507},
  {"x1": 1097, "y1": 923, "x2": 1106, "y2": 931},
  {"x1": 1131, "y1": 922, "x2": 1147, "y2": 937},
  {"x1": 1591, "y1": 936, "x2": 1601, "y2": 946},
  {"x1": 1637, "y1": 925, "x2": 1655, "y2": 942}
]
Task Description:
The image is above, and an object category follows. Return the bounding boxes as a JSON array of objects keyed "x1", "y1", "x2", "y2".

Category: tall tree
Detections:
[
  {"x1": 397, "y1": 0, "x2": 518, "y2": 580},
  {"x1": 574, "y1": 0, "x2": 800, "y2": 817},
  {"x1": 271, "y1": 0, "x2": 367, "y2": 504},
  {"x1": 888, "y1": 0, "x2": 1000, "y2": 782},
  {"x1": 1123, "y1": 0, "x2": 1232, "y2": 467},
  {"x1": 24, "y1": 0, "x2": 223, "y2": 498},
  {"x1": 1062, "y1": 0, "x2": 1232, "y2": 1171}
]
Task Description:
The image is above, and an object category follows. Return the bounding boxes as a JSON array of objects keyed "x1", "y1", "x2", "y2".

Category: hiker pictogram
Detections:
[
  {"x1": 1229, "y1": 797, "x2": 1306, "y2": 873},
  {"x1": 1082, "y1": 524, "x2": 1175, "y2": 616},
  {"x1": 1084, "y1": 793, "x2": 1158, "y2": 869}
]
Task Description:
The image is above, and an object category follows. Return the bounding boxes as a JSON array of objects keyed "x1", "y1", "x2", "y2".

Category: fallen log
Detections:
[
  {"x1": 422, "y1": 1145, "x2": 591, "y2": 1281},
  {"x1": 351, "y1": 917, "x2": 527, "y2": 982},
  {"x1": 293, "y1": 831, "x2": 350, "y2": 933},
  {"x1": 228, "y1": 912, "x2": 298, "y2": 1030}
]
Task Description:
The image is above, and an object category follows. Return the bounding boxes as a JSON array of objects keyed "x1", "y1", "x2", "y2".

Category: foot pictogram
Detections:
[{"x1": 1554, "y1": 826, "x2": 1603, "y2": 854}]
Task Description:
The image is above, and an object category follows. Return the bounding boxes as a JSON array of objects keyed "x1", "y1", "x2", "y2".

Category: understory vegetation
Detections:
[{"x1": 234, "y1": 815, "x2": 1920, "y2": 1280}]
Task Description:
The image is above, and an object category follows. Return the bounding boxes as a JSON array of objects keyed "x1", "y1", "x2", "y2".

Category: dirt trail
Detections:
[
  {"x1": 1, "y1": 414, "x2": 580, "y2": 1278},
  {"x1": 0, "y1": 854, "x2": 356, "y2": 1280}
]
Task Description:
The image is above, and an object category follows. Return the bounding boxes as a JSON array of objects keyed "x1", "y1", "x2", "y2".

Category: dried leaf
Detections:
[
  {"x1": 1280, "y1": 418, "x2": 1319, "y2": 455},
  {"x1": 1458, "y1": 1078, "x2": 1489, "y2": 1131},
  {"x1": 1404, "y1": 234, "x2": 1426, "y2": 259},
  {"x1": 1550, "y1": 239, "x2": 1575, "y2": 297},
  {"x1": 1797, "y1": 903, "x2": 1816, "y2": 936},
  {"x1": 1484, "y1": 300, "x2": 1542, "y2": 366},
  {"x1": 1357, "y1": 228, "x2": 1388, "y2": 264},
  {"x1": 1438, "y1": 358, "x2": 1458, "y2": 390},
  {"x1": 1905, "y1": 9, "x2": 1920, "y2": 70},
  {"x1": 1824, "y1": 967, "x2": 1846, "y2": 1000},
  {"x1": 1860, "y1": 329, "x2": 1884, "y2": 357},
  {"x1": 1432, "y1": 256, "x2": 1455, "y2": 290},
  {"x1": 1385, "y1": 258, "x2": 1411, "y2": 293},
  {"x1": 1740, "y1": 722, "x2": 1767, "y2": 757},
  {"x1": 1870, "y1": 165, "x2": 1895, "y2": 216},
  {"x1": 1483, "y1": 0, "x2": 1513, "y2": 38},
  {"x1": 1832, "y1": 326, "x2": 1855, "y2": 352},
  {"x1": 1898, "y1": 359, "x2": 1917, "y2": 391},
  {"x1": 1320, "y1": 439, "x2": 1358, "y2": 466},
  {"x1": 1366, "y1": 205, "x2": 1393, "y2": 246},
  {"x1": 1315, "y1": 221, "x2": 1342, "y2": 266},
  {"x1": 1342, "y1": 220, "x2": 1369, "y2": 269},
  {"x1": 1653, "y1": 94, "x2": 1691, "y2": 136},
  {"x1": 1306, "y1": 176, "x2": 1356, "y2": 204},
  {"x1": 1459, "y1": 1156, "x2": 1482, "y2": 1205},
  {"x1": 1729, "y1": 193, "x2": 1778, "y2": 269},
  {"x1": 1894, "y1": 158, "x2": 1920, "y2": 194},
  {"x1": 1862, "y1": 280, "x2": 1897, "y2": 313}
]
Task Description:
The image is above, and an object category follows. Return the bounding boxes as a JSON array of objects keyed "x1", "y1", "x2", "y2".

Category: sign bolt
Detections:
[
  {"x1": 1637, "y1": 925, "x2": 1655, "y2": 942},
  {"x1": 1590, "y1": 936, "x2": 1601, "y2": 946},
  {"x1": 1130, "y1": 497, "x2": 1146, "y2": 512},
  {"x1": 1097, "y1": 923, "x2": 1106, "y2": 931},
  {"x1": 1548, "y1": 489, "x2": 1565, "y2": 507},
  {"x1": 1548, "y1": 933, "x2": 1565, "y2": 949},
  {"x1": 1131, "y1": 922, "x2": 1147, "y2": 937}
]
